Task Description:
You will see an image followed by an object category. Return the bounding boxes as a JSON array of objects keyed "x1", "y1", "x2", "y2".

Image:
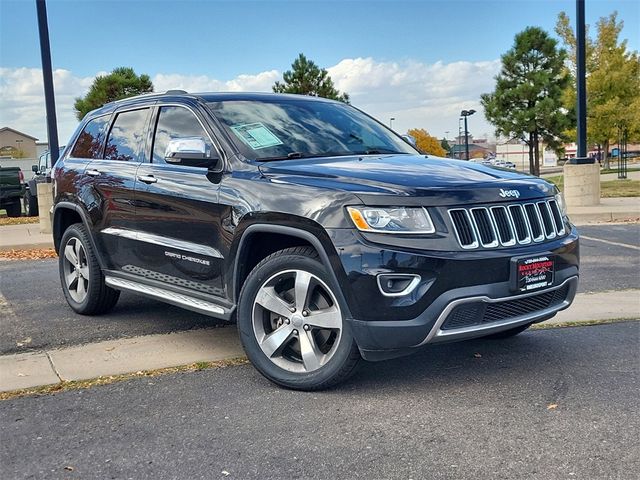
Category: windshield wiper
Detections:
[
  {"x1": 360, "y1": 148, "x2": 408, "y2": 155},
  {"x1": 257, "y1": 151, "x2": 355, "y2": 162}
]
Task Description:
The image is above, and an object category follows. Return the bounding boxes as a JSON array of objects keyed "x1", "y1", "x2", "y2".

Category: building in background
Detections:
[
  {"x1": 449, "y1": 134, "x2": 495, "y2": 159},
  {"x1": 0, "y1": 127, "x2": 38, "y2": 159}
]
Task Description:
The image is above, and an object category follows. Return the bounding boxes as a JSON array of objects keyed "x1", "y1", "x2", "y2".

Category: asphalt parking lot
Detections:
[
  {"x1": 0, "y1": 223, "x2": 638, "y2": 355},
  {"x1": 1, "y1": 321, "x2": 638, "y2": 479}
]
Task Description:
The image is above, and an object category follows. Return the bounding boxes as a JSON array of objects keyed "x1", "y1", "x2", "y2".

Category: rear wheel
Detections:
[
  {"x1": 25, "y1": 191, "x2": 39, "y2": 216},
  {"x1": 486, "y1": 322, "x2": 533, "y2": 339},
  {"x1": 237, "y1": 247, "x2": 360, "y2": 390},
  {"x1": 5, "y1": 200, "x2": 21, "y2": 217},
  {"x1": 59, "y1": 223, "x2": 120, "y2": 315}
]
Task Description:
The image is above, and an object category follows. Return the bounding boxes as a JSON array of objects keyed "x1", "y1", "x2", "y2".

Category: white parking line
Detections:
[{"x1": 580, "y1": 235, "x2": 640, "y2": 251}]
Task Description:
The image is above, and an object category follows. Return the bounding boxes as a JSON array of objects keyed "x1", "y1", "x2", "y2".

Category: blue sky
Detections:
[{"x1": 1, "y1": 0, "x2": 638, "y2": 143}]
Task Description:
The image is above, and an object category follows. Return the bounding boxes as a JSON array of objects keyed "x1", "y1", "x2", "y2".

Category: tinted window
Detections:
[
  {"x1": 70, "y1": 115, "x2": 110, "y2": 159},
  {"x1": 152, "y1": 106, "x2": 212, "y2": 164},
  {"x1": 104, "y1": 109, "x2": 149, "y2": 162},
  {"x1": 207, "y1": 99, "x2": 415, "y2": 161}
]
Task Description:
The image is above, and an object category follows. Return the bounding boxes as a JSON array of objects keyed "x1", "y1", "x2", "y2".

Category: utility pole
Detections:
[{"x1": 36, "y1": 0, "x2": 60, "y2": 167}]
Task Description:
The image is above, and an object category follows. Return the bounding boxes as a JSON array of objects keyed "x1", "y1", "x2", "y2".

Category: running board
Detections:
[{"x1": 105, "y1": 276, "x2": 226, "y2": 317}]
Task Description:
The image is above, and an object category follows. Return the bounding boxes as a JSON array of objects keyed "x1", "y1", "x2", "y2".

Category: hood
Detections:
[{"x1": 258, "y1": 154, "x2": 556, "y2": 205}]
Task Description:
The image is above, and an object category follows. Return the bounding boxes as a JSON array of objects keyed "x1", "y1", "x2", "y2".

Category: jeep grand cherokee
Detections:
[{"x1": 52, "y1": 91, "x2": 579, "y2": 390}]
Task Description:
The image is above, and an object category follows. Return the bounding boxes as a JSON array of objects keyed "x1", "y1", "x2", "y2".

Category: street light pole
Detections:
[
  {"x1": 460, "y1": 109, "x2": 476, "y2": 161},
  {"x1": 444, "y1": 131, "x2": 450, "y2": 157},
  {"x1": 36, "y1": 0, "x2": 60, "y2": 167}
]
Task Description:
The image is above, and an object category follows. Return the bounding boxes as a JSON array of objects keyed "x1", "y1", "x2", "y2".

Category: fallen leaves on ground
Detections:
[
  {"x1": 0, "y1": 248, "x2": 57, "y2": 260},
  {"x1": 0, "y1": 217, "x2": 39, "y2": 226},
  {"x1": 16, "y1": 337, "x2": 32, "y2": 347},
  {"x1": 547, "y1": 403, "x2": 558, "y2": 410}
]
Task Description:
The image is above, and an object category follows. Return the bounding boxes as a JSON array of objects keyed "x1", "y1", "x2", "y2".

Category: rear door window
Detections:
[
  {"x1": 104, "y1": 108, "x2": 150, "y2": 162},
  {"x1": 70, "y1": 114, "x2": 110, "y2": 159}
]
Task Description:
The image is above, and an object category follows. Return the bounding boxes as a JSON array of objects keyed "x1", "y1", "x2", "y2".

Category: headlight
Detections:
[
  {"x1": 347, "y1": 206, "x2": 435, "y2": 234},
  {"x1": 555, "y1": 193, "x2": 567, "y2": 217}
]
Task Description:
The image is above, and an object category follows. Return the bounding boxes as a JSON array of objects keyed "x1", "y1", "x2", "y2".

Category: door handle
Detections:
[
  {"x1": 137, "y1": 175, "x2": 158, "y2": 184},
  {"x1": 86, "y1": 169, "x2": 101, "y2": 177}
]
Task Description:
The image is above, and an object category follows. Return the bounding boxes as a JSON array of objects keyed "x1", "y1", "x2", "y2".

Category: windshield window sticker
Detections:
[{"x1": 230, "y1": 123, "x2": 284, "y2": 150}]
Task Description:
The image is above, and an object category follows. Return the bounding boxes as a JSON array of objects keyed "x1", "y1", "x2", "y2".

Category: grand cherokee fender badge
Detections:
[{"x1": 499, "y1": 188, "x2": 520, "y2": 199}]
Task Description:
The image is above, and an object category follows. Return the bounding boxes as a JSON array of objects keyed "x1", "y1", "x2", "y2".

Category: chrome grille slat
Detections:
[
  {"x1": 449, "y1": 199, "x2": 566, "y2": 249},
  {"x1": 470, "y1": 207, "x2": 499, "y2": 248}
]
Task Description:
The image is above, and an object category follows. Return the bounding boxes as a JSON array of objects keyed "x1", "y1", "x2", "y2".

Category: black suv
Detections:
[{"x1": 52, "y1": 91, "x2": 579, "y2": 390}]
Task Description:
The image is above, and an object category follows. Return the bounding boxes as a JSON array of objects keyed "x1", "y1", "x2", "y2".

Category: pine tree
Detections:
[
  {"x1": 74, "y1": 67, "x2": 154, "y2": 120},
  {"x1": 481, "y1": 27, "x2": 570, "y2": 176},
  {"x1": 273, "y1": 54, "x2": 349, "y2": 102}
]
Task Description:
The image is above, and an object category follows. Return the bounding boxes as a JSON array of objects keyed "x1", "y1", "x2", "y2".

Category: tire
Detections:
[
  {"x1": 5, "y1": 201, "x2": 21, "y2": 217},
  {"x1": 237, "y1": 246, "x2": 361, "y2": 390},
  {"x1": 25, "y1": 192, "x2": 39, "y2": 217},
  {"x1": 59, "y1": 223, "x2": 120, "y2": 315},
  {"x1": 485, "y1": 322, "x2": 533, "y2": 339}
]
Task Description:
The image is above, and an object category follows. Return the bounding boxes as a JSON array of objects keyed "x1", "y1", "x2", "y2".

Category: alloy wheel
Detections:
[
  {"x1": 62, "y1": 237, "x2": 90, "y2": 303},
  {"x1": 252, "y1": 269, "x2": 343, "y2": 373}
]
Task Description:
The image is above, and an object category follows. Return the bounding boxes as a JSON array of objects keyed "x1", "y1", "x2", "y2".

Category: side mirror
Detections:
[
  {"x1": 401, "y1": 135, "x2": 417, "y2": 148},
  {"x1": 164, "y1": 137, "x2": 218, "y2": 168},
  {"x1": 32, "y1": 164, "x2": 39, "y2": 173}
]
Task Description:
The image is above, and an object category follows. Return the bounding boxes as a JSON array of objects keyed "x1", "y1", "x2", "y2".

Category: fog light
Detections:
[{"x1": 377, "y1": 274, "x2": 421, "y2": 297}]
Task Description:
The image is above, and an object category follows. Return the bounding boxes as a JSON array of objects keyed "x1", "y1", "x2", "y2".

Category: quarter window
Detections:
[
  {"x1": 70, "y1": 114, "x2": 110, "y2": 159},
  {"x1": 104, "y1": 109, "x2": 149, "y2": 162},
  {"x1": 152, "y1": 106, "x2": 212, "y2": 164}
]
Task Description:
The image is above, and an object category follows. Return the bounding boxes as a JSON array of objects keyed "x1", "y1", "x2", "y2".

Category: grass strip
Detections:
[
  {"x1": 0, "y1": 356, "x2": 249, "y2": 401},
  {"x1": 545, "y1": 175, "x2": 640, "y2": 198},
  {"x1": 532, "y1": 317, "x2": 638, "y2": 330}
]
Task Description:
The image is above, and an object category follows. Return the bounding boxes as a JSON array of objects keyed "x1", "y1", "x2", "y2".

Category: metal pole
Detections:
[
  {"x1": 458, "y1": 119, "x2": 462, "y2": 159},
  {"x1": 36, "y1": 0, "x2": 60, "y2": 167},
  {"x1": 464, "y1": 116, "x2": 469, "y2": 160},
  {"x1": 573, "y1": 0, "x2": 591, "y2": 163}
]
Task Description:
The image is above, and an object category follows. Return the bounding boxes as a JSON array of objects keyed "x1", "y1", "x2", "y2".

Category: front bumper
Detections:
[{"x1": 327, "y1": 226, "x2": 580, "y2": 360}]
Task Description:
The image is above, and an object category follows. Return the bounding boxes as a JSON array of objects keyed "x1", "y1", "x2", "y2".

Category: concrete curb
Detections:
[
  {"x1": 1, "y1": 290, "x2": 638, "y2": 394},
  {"x1": 0, "y1": 327, "x2": 243, "y2": 393},
  {"x1": 0, "y1": 241, "x2": 54, "y2": 252}
]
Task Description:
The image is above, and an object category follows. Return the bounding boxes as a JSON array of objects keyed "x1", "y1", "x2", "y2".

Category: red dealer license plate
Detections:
[{"x1": 512, "y1": 255, "x2": 555, "y2": 293}]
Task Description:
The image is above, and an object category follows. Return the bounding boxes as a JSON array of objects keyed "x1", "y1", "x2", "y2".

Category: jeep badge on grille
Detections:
[{"x1": 499, "y1": 188, "x2": 521, "y2": 199}]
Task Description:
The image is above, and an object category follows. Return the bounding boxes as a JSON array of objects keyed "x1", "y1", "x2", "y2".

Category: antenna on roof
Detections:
[{"x1": 165, "y1": 89, "x2": 188, "y2": 95}]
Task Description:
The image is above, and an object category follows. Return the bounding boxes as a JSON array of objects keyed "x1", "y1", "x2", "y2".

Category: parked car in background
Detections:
[
  {"x1": 0, "y1": 164, "x2": 25, "y2": 217},
  {"x1": 492, "y1": 159, "x2": 517, "y2": 169},
  {"x1": 25, "y1": 146, "x2": 65, "y2": 216}
]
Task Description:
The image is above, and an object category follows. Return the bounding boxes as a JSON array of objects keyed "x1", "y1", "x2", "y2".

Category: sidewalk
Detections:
[
  {"x1": 1, "y1": 289, "x2": 638, "y2": 393},
  {"x1": 568, "y1": 197, "x2": 639, "y2": 224},
  {"x1": 0, "y1": 223, "x2": 53, "y2": 251}
]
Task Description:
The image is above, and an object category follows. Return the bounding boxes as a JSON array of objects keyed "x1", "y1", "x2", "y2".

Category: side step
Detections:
[{"x1": 105, "y1": 276, "x2": 226, "y2": 318}]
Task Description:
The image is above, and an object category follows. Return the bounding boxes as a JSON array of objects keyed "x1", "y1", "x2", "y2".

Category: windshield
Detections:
[{"x1": 206, "y1": 98, "x2": 417, "y2": 161}]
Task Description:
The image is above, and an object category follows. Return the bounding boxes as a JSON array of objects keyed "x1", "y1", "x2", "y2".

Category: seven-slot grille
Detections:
[{"x1": 448, "y1": 199, "x2": 565, "y2": 249}]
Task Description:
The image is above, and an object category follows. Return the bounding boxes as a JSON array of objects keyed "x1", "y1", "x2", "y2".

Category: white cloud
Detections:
[
  {"x1": 0, "y1": 58, "x2": 500, "y2": 151},
  {"x1": 328, "y1": 57, "x2": 501, "y2": 138},
  {"x1": 0, "y1": 67, "x2": 96, "y2": 147}
]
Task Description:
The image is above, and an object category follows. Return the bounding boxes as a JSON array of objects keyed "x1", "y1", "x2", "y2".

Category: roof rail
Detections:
[{"x1": 165, "y1": 89, "x2": 188, "y2": 95}]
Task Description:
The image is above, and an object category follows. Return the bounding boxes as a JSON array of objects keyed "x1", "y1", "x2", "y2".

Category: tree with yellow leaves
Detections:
[{"x1": 406, "y1": 128, "x2": 447, "y2": 157}]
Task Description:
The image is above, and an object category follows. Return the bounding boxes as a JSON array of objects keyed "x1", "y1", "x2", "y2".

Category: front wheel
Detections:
[
  {"x1": 59, "y1": 223, "x2": 120, "y2": 315},
  {"x1": 237, "y1": 247, "x2": 360, "y2": 390}
]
